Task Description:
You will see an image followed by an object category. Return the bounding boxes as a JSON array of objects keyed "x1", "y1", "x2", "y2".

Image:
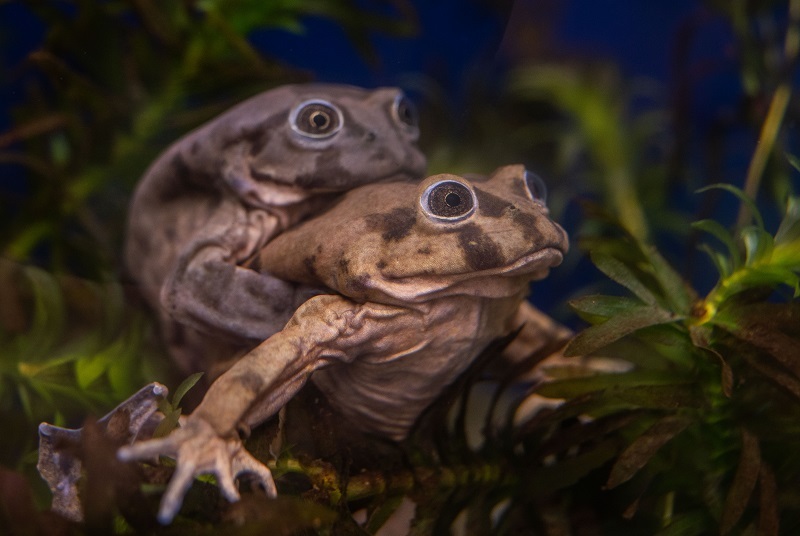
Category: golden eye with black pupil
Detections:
[
  {"x1": 392, "y1": 94, "x2": 418, "y2": 128},
  {"x1": 422, "y1": 180, "x2": 476, "y2": 221},
  {"x1": 290, "y1": 99, "x2": 342, "y2": 138},
  {"x1": 524, "y1": 170, "x2": 547, "y2": 205}
]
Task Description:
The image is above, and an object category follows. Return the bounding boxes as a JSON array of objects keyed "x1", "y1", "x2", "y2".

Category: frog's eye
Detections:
[
  {"x1": 524, "y1": 170, "x2": 547, "y2": 205},
  {"x1": 421, "y1": 180, "x2": 476, "y2": 221},
  {"x1": 392, "y1": 94, "x2": 418, "y2": 129},
  {"x1": 290, "y1": 100, "x2": 343, "y2": 138}
]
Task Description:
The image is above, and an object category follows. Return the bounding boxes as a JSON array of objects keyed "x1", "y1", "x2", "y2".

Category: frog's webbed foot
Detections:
[
  {"x1": 118, "y1": 417, "x2": 276, "y2": 525},
  {"x1": 36, "y1": 382, "x2": 168, "y2": 521}
]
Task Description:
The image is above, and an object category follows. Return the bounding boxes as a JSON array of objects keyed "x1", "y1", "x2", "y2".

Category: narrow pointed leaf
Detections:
[
  {"x1": 739, "y1": 348, "x2": 800, "y2": 400},
  {"x1": 606, "y1": 415, "x2": 691, "y2": 488},
  {"x1": 569, "y1": 295, "x2": 642, "y2": 318},
  {"x1": 698, "y1": 244, "x2": 732, "y2": 279},
  {"x1": 643, "y1": 246, "x2": 696, "y2": 314},
  {"x1": 565, "y1": 304, "x2": 679, "y2": 356},
  {"x1": 692, "y1": 219, "x2": 741, "y2": 268},
  {"x1": 153, "y1": 408, "x2": 181, "y2": 439},
  {"x1": 172, "y1": 372, "x2": 203, "y2": 408},
  {"x1": 698, "y1": 184, "x2": 764, "y2": 229},
  {"x1": 720, "y1": 428, "x2": 761, "y2": 534},
  {"x1": 719, "y1": 304, "x2": 800, "y2": 379},
  {"x1": 535, "y1": 372, "x2": 697, "y2": 406},
  {"x1": 590, "y1": 253, "x2": 659, "y2": 305},
  {"x1": 741, "y1": 226, "x2": 774, "y2": 266}
]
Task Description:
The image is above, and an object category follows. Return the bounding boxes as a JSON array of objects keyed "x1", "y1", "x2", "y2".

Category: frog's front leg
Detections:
[
  {"x1": 117, "y1": 417, "x2": 276, "y2": 524},
  {"x1": 162, "y1": 210, "x2": 318, "y2": 341},
  {"x1": 118, "y1": 295, "x2": 395, "y2": 524}
]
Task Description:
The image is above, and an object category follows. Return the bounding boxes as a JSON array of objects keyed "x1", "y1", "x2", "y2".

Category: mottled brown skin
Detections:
[
  {"x1": 118, "y1": 165, "x2": 569, "y2": 523},
  {"x1": 125, "y1": 83, "x2": 426, "y2": 373}
]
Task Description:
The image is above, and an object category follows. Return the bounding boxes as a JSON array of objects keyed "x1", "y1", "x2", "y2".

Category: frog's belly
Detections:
[
  {"x1": 310, "y1": 298, "x2": 513, "y2": 441},
  {"x1": 310, "y1": 351, "x2": 478, "y2": 440}
]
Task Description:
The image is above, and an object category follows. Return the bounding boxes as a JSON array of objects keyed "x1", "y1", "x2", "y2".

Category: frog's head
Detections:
[
  {"x1": 231, "y1": 83, "x2": 426, "y2": 195},
  {"x1": 258, "y1": 165, "x2": 568, "y2": 304}
]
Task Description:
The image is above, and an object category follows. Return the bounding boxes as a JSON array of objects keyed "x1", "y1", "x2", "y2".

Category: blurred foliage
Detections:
[
  {"x1": 2, "y1": 0, "x2": 800, "y2": 534},
  {"x1": 1, "y1": 0, "x2": 416, "y2": 276}
]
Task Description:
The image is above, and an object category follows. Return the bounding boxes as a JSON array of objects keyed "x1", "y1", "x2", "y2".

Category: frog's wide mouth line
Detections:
[
  {"x1": 380, "y1": 247, "x2": 565, "y2": 281},
  {"x1": 499, "y1": 247, "x2": 564, "y2": 277}
]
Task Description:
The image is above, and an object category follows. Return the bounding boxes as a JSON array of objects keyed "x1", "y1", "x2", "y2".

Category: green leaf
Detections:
[
  {"x1": 698, "y1": 244, "x2": 732, "y2": 279},
  {"x1": 172, "y1": 372, "x2": 203, "y2": 408},
  {"x1": 740, "y1": 226, "x2": 774, "y2": 266},
  {"x1": 153, "y1": 408, "x2": 181, "y2": 439},
  {"x1": 565, "y1": 304, "x2": 679, "y2": 356},
  {"x1": 642, "y1": 246, "x2": 696, "y2": 314},
  {"x1": 591, "y1": 253, "x2": 659, "y2": 305},
  {"x1": 692, "y1": 219, "x2": 741, "y2": 269},
  {"x1": 75, "y1": 350, "x2": 111, "y2": 390},
  {"x1": 606, "y1": 415, "x2": 692, "y2": 488},
  {"x1": 569, "y1": 295, "x2": 642, "y2": 318},
  {"x1": 535, "y1": 372, "x2": 697, "y2": 404},
  {"x1": 698, "y1": 184, "x2": 764, "y2": 229}
]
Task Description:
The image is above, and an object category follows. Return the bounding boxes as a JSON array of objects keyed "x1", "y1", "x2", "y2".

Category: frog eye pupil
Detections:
[
  {"x1": 309, "y1": 111, "x2": 330, "y2": 129},
  {"x1": 445, "y1": 192, "x2": 461, "y2": 207},
  {"x1": 291, "y1": 100, "x2": 342, "y2": 138},
  {"x1": 423, "y1": 180, "x2": 475, "y2": 221}
]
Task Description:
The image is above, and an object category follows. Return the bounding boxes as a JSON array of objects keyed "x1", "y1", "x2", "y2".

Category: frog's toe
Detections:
[
  {"x1": 232, "y1": 449, "x2": 277, "y2": 497},
  {"x1": 157, "y1": 458, "x2": 199, "y2": 524},
  {"x1": 118, "y1": 435, "x2": 178, "y2": 462},
  {"x1": 215, "y1": 459, "x2": 241, "y2": 503}
]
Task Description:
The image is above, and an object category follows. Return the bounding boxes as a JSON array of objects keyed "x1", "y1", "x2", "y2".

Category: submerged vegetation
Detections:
[{"x1": 1, "y1": 0, "x2": 799, "y2": 533}]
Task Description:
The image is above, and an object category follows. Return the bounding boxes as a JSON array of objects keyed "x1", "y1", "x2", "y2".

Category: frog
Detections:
[
  {"x1": 117, "y1": 164, "x2": 570, "y2": 524},
  {"x1": 125, "y1": 83, "x2": 426, "y2": 374}
]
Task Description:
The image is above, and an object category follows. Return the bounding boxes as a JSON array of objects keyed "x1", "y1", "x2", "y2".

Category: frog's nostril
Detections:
[{"x1": 365, "y1": 131, "x2": 376, "y2": 142}]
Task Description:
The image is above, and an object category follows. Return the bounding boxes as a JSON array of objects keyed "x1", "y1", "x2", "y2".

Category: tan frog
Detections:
[
  {"x1": 118, "y1": 164, "x2": 570, "y2": 523},
  {"x1": 125, "y1": 83, "x2": 426, "y2": 373}
]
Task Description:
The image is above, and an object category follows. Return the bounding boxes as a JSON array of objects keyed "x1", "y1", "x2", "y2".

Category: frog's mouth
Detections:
[
  {"x1": 498, "y1": 247, "x2": 564, "y2": 279},
  {"x1": 374, "y1": 246, "x2": 565, "y2": 304}
]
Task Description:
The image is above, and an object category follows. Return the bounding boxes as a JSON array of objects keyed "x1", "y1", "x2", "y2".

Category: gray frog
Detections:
[
  {"x1": 119, "y1": 164, "x2": 570, "y2": 523},
  {"x1": 125, "y1": 83, "x2": 426, "y2": 374}
]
